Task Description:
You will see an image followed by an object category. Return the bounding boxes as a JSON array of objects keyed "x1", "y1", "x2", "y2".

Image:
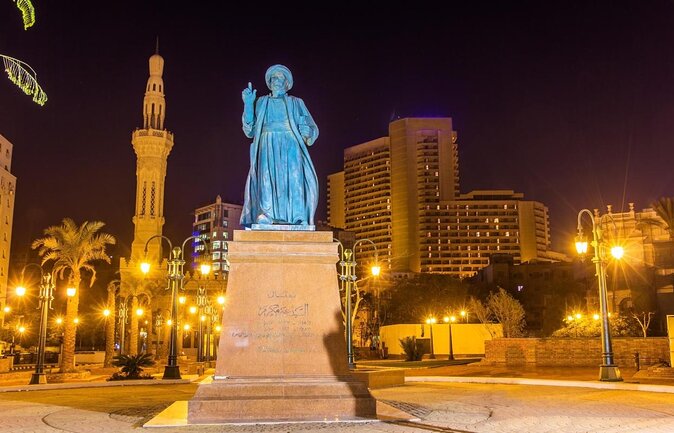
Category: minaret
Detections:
[{"x1": 129, "y1": 51, "x2": 174, "y2": 264}]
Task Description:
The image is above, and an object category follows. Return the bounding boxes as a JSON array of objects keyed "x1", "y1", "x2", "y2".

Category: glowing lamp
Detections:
[
  {"x1": 371, "y1": 265, "x2": 381, "y2": 276},
  {"x1": 179, "y1": 296, "x2": 186, "y2": 304},
  {"x1": 103, "y1": 309, "x2": 111, "y2": 317},
  {"x1": 66, "y1": 287, "x2": 76, "y2": 297},
  {"x1": 217, "y1": 295, "x2": 226, "y2": 305},
  {"x1": 136, "y1": 308, "x2": 144, "y2": 317},
  {"x1": 200, "y1": 263, "x2": 211, "y2": 276},
  {"x1": 15, "y1": 286, "x2": 26, "y2": 296},
  {"x1": 140, "y1": 261, "x2": 151, "y2": 274},
  {"x1": 189, "y1": 306, "x2": 197, "y2": 314},
  {"x1": 610, "y1": 246, "x2": 624, "y2": 260}
]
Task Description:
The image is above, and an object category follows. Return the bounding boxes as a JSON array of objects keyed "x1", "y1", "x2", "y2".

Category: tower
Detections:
[
  {"x1": 129, "y1": 51, "x2": 174, "y2": 264},
  {"x1": 117, "y1": 50, "x2": 174, "y2": 356}
]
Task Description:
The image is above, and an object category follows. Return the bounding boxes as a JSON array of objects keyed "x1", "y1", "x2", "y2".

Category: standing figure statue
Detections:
[{"x1": 240, "y1": 64, "x2": 319, "y2": 228}]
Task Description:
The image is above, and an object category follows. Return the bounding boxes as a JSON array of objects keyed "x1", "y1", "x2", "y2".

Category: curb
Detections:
[
  {"x1": 407, "y1": 376, "x2": 674, "y2": 394},
  {"x1": 0, "y1": 377, "x2": 197, "y2": 393}
]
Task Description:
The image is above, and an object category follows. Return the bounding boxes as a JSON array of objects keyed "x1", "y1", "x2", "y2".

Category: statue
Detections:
[{"x1": 240, "y1": 64, "x2": 319, "y2": 229}]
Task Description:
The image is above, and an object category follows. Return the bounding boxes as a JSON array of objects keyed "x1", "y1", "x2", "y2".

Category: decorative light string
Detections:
[{"x1": 1, "y1": 54, "x2": 47, "y2": 105}]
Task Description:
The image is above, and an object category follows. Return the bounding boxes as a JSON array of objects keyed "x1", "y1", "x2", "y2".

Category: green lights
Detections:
[
  {"x1": 1, "y1": 55, "x2": 47, "y2": 106},
  {"x1": 13, "y1": 0, "x2": 36, "y2": 30}
]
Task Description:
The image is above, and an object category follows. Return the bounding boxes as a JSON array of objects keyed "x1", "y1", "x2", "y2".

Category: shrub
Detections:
[
  {"x1": 110, "y1": 353, "x2": 155, "y2": 380},
  {"x1": 399, "y1": 336, "x2": 423, "y2": 361}
]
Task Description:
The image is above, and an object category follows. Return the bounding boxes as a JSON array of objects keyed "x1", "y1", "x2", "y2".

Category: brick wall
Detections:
[{"x1": 484, "y1": 338, "x2": 669, "y2": 367}]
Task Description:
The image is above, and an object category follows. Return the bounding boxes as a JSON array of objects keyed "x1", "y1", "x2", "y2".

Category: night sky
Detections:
[{"x1": 2, "y1": 1, "x2": 674, "y2": 268}]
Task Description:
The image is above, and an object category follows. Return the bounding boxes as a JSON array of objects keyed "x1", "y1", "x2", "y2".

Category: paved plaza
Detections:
[{"x1": 1, "y1": 374, "x2": 674, "y2": 433}]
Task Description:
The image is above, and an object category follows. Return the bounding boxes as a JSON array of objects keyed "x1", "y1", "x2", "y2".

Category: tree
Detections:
[
  {"x1": 632, "y1": 311, "x2": 655, "y2": 338},
  {"x1": 486, "y1": 288, "x2": 526, "y2": 337},
  {"x1": 551, "y1": 314, "x2": 641, "y2": 338},
  {"x1": 32, "y1": 218, "x2": 116, "y2": 372},
  {"x1": 651, "y1": 197, "x2": 674, "y2": 239},
  {"x1": 110, "y1": 353, "x2": 155, "y2": 380},
  {"x1": 104, "y1": 280, "x2": 119, "y2": 367},
  {"x1": 385, "y1": 274, "x2": 469, "y2": 324}
]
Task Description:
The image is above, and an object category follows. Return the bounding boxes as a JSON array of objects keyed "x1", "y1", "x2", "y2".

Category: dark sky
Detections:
[{"x1": 2, "y1": 1, "x2": 674, "y2": 267}]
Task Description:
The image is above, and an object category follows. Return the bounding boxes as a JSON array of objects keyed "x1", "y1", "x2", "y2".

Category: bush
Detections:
[
  {"x1": 399, "y1": 336, "x2": 423, "y2": 361},
  {"x1": 109, "y1": 353, "x2": 155, "y2": 380},
  {"x1": 551, "y1": 315, "x2": 641, "y2": 338}
]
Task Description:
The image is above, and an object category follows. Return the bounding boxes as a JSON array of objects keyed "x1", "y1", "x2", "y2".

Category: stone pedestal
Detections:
[{"x1": 188, "y1": 230, "x2": 376, "y2": 423}]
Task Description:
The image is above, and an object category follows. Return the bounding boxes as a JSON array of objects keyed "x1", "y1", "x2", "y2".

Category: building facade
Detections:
[
  {"x1": 192, "y1": 195, "x2": 242, "y2": 274},
  {"x1": 328, "y1": 117, "x2": 560, "y2": 278},
  {"x1": 0, "y1": 134, "x2": 16, "y2": 326}
]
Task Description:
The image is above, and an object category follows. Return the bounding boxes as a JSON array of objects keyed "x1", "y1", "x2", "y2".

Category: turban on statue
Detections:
[{"x1": 265, "y1": 64, "x2": 294, "y2": 91}]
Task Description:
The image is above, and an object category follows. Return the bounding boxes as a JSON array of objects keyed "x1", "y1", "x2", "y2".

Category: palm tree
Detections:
[
  {"x1": 651, "y1": 197, "x2": 674, "y2": 239},
  {"x1": 112, "y1": 353, "x2": 155, "y2": 379},
  {"x1": 104, "y1": 280, "x2": 119, "y2": 367},
  {"x1": 32, "y1": 218, "x2": 116, "y2": 372}
]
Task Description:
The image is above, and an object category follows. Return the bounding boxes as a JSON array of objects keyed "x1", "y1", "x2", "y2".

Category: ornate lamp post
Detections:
[
  {"x1": 425, "y1": 316, "x2": 436, "y2": 359},
  {"x1": 443, "y1": 315, "x2": 456, "y2": 361},
  {"x1": 118, "y1": 300, "x2": 128, "y2": 355},
  {"x1": 154, "y1": 312, "x2": 164, "y2": 360},
  {"x1": 141, "y1": 234, "x2": 201, "y2": 380},
  {"x1": 576, "y1": 208, "x2": 624, "y2": 382},
  {"x1": 16, "y1": 263, "x2": 54, "y2": 385},
  {"x1": 195, "y1": 263, "x2": 211, "y2": 363},
  {"x1": 336, "y1": 238, "x2": 380, "y2": 369}
]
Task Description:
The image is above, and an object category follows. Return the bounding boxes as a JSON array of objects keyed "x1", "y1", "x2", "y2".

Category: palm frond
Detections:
[
  {"x1": 1, "y1": 54, "x2": 47, "y2": 105},
  {"x1": 13, "y1": 0, "x2": 36, "y2": 30}
]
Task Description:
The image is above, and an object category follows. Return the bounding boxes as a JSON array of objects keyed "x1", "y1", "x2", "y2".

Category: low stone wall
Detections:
[{"x1": 484, "y1": 337, "x2": 669, "y2": 367}]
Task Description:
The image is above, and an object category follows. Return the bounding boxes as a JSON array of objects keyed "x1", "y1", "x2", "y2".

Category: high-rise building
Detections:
[
  {"x1": 192, "y1": 195, "x2": 242, "y2": 274},
  {"x1": 328, "y1": 117, "x2": 561, "y2": 278},
  {"x1": 0, "y1": 134, "x2": 15, "y2": 325}
]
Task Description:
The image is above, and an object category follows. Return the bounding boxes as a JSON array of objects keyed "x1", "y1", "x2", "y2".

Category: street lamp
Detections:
[
  {"x1": 576, "y1": 208, "x2": 624, "y2": 382},
  {"x1": 195, "y1": 263, "x2": 210, "y2": 362},
  {"x1": 335, "y1": 238, "x2": 379, "y2": 369},
  {"x1": 154, "y1": 312, "x2": 164, "y2": 360},
  {"x1": 118, "y1": 300, "x2": 128, "y2": 355},
  {"x1": 141, "y1": 234, "x2": 202, "y2": 380},
  {"x1": 16, "y1": 263, "x2": 55, "y2": 385},
  {"x1": 425, "y1": 316, "x2": 436, "y2": 359},
  {"x1": 443, "y1": 315, "x2": 456, "y2": 360}
]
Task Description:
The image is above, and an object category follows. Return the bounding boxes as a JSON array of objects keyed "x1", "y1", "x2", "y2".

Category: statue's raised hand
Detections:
[{"x1": 242, "y1": 82, "x2": 257, "y2": 106}]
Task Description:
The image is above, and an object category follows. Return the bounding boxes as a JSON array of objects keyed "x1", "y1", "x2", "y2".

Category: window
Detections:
[
  {"x1": 222, "y1": 210, "x2": 229, "y2": 218},
  {"x1": 141, "y1": 182, "x2": 146, "y2": 215},
  {"x1": 222, "y1": 220, "x2": 228, "y2": 228},
  {"x1": 197, "y1": 212, "x2": 211, "y2": 221},
  {"x1": 212, "y1": 252, "x2": 221, "y2": 260},
  {"x1": 212, "y1": 241, "x2": 221, "y2": 250},
  {"x1": 150, "y1": 182, "x2": 156, "y2": 217},
  {"x1": 212, "y1": 262, "x2": 221, "y2": 270}
]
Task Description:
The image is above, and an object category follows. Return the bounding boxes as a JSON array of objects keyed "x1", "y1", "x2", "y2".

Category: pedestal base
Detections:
[
  {"x1": 187, "y1": 230, "x2": 376, "y2": 423},
  {"x1": 29, "y1": 373, "x2": 47, "y2": 385},
  {"x1": 162, "y1": 365, "x2": 181, "y2": 380},
  {"x1": 188, "y1": 376, "x2": 375, "y2": 423},
  {"x1": 599, "y1": 365, "x2": 623, "y2": 382}
]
